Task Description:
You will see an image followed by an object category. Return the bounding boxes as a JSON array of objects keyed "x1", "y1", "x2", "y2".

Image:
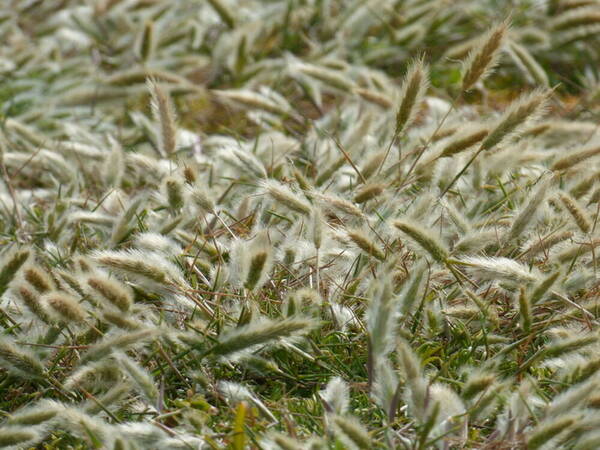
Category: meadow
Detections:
[{"x1": 1, "y1": 0, "x2": 600, "y2": 448}]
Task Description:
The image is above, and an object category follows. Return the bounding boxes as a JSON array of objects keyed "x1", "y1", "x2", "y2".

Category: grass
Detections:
[{"x1": 0, "y1": 0, "x2": 600, "y2": 449}]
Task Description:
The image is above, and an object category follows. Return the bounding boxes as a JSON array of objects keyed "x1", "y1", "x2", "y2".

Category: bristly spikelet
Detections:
[
  {"x1": 116, "y1": 353, "x2": 159, "y2": 405},
  {"x1": 331, "y1": 415, "x2": 372, "y2": 450},
  {"x1": 316, "y1": 156, "x2": 345, "y2": 187},
  {"x1": 103, "y1": 136, "x2": 125, "y2": 188},
  {"x1": 397, "y1": 338, "x2": 428, "y2": 420},
  {"x1": 135, "y1": 20, "x2": 155, "y2": 62},
  {"x1": 0, "y1": 428, "x2": 39, "y2": 448},
  {"x1": 23, "y1": 265, "x2": 54, "y2": 293},
  {"x1": 7, "y1": 399, "x2": 62, "y2": 425},
  {"x1": 84, "y1": 381, "x2": 132, "y2": 415},
  {"x1": 110, "y1": 196, "x2": 144, "y2": 246},
  {"x1": 43, "y1": 291, "x2": 87, "y2": 323},
  {"x1": 347, "y1": 228, "x2": 386, "y2": 261},
  {"x1": 164, "y1": 176, "x2": 185, "y2": 211},
  {"x1": 394, "y1": 220, "x2": 448, "y2": 263},
  {"x1": 360, "y1": 151, "x2": 387, "y2": 179},
  {"x1": 147, "y1": 77, "x2": 177, "y2": 157},
  {"x1": 56, "y1": 270, "x2": 86, "y2": 297},
  {"x1": 207, "y1": 0, "x2": 236, "y2": 28},
  {"x1": 189, "y1": 184, "x2": 216, "y2": 213},
  {"x1": 0, "y1": 247, "x2": 30, "y2": 296},
  {"x1": 80, "y1": 329, "x2": 157, "y2": 364},
  {"x1": 320, "y1": 377, "x2": 350, "y2": 416},
  {"x1": 480, "y1": 88, "x2": 551, "y2": 151},
  {"x1": 395, "y1": 57, "x2": 429, "y2": 136},
  {"x1": 244, "y1": 231, "x2": 274, "y2": 291},
  {"x1": 558, "y1": 192, "x2": 591, "y2": 233},
  {"x1": 86, "y1": 275, "x2": 133, "y2": 312},
  {"x1": 0, "y1": 335, "x2": 45, "y2": 378},
  {"x1": 453, "y1": 229, "x2": 499, "y2": 253},
  {"x1": 508, "y1": 40, "x2": 549, "y2": 87},
  {"x1": 571, "y1": 171, "x2": 600, "y2": 198},
  {"x1": 530, "y1": 271, "x2": 561, "y2": 305},
  {"x1": 377, "y1": 57, "x2": 429, "y2": 170},
  {"x1": 521, "y1": 231, "x2": 573, "y2": 260},
  {"x1": 134, "y1": 232, "x2": 180, "y2": 255},
  {"x1": 462, "y1": 371, "x2": 496, "y2": 401},
  {"x1": 451, "y1": 256, "x2": 539, "y2": 284},
  {"x1": 14, "y1": 284, "x2": 52, "y2": 323},
  {"x1": 264, "y1": 433, "x2": 304, "y2": 450},
  {"x1": 310, "y1": 191, "x2": 364, "y2": 219},
  {"x1": 507, "y1": 175, "x2": 553, "y2": 241},
  {"x1": 92, "y1": 249, "x2": 185, "y2": 288},
  {"x1": 183, "y1": 165, "x2": 197, "y2": 184},
  {"x1": 296, "y1": 62, "x2": 357, "y2": 91},
  {"x1": 462, "y1": 20, "x2": 509, "y2": 91},
  {"x1": 103, "y1": 310, "x2": 142, "y2": 330},
  {"x1": 262, "y1": 180, "x2": 312, "y2": 215},
  {"x1": 208, "y1": 317, "x2": 313, "y2": 360},
  {"x1": 310, "y1": 209, "x2": 324, "y2": 251},
  {"x1": 364, "y1": 278, "x2": 398, "y2": 388},
  {"x1": 353, "y1": 183, "x2": 385, "y2": 204},
  {"x1": 518, "y1": 287, "x2": 532, "y2": 332},
  {"x1": 550, "y1": 6, "x2": 600, "y2": 31},
  {"x1": 438, "y1": 126, "x2": 489, "y2": 158},
  {"x1": 526, "y1": 415, "x2": 577, "y2": 449},
  {"x1": 552, "y1": 143, "x2": 600, "y2": 171}
]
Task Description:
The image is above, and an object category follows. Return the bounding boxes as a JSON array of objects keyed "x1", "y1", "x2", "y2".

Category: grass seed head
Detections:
[
  {"x1": 462, "y1": 20, "x2": 510, "y2": 91},
  {"x1": 558, "y1": 192, "x2": 591, "y2": 233},
  {"x1": 347, "y1": 228, "x2": 386, "y2": 261},
  {"x1": 147, "y1": 77, "x2": 177, "y2": 157},
  {"x1": 331, "y1": 415, "x2": 372, "y2": 450},
  {"x1": 0, "y1": 335, "x2": 45, "y2": 379},
  {"x1": 481, "y1": 87, "x2": 551, "y2": 150},
  {"x1": 43, "y1": 291, "x2": 87, "y2": 323},
  {"x1": 0, "y1": 247, "x2": 30, "y2": 296},
  {"x1": 86, "y1": 275, "x2": 133, "y2": 312},
  {"x1": 263, "y1": 180, "x2": 312, "y2": 215},
  {"x1": 395, "y1": 57, "x2": 429, "y2": 135},
  {"x1": 394, "y1": 220, "x2": 448, "y2": 263},
  {"x1": 23, "y1": 265, "x2": 54, "y2": 294},
  {"x1": 353, "y1": 182, "x2": 385, "y2": 204}
]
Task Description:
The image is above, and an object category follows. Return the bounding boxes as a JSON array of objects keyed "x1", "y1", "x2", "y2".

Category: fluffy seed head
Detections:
[
  {"x1": 395, "y1": 57, "x2": 429, "y2": 134},
  {"x1": 552, "y1": 143, "x2": 600, "y2": 171},
  {"x1": 15, "y1": 284, "x2": 52, "y2": 323},
  {"x1": 117, "y1": 353, "x2": 159, "y2": 405},
  {"x1": 0, "y1": 335, "x2": 45, "y2": 378},
  {"x1": 462, "y1": 20, "x2": 509, "y2": 91},
  {"x1": 0, "y1": 248, "x2": 30, "y2": 296},
  {"x1": 394, "y1": 220, "x2": 448, "y2": 263},
  {"x1": 481, "y1": 88, "x2": 551, "y2": 150},
  {"x1": 23, "y1": 265, "x2": 54, "y2": 293},
  {"x1": 331, "y1": 415, "x2": 372, "y2": 450},
  {"x1": 147, "y1": 77, "x2": 177, "y2": 157},
  {"x1": 353, "y1": 183, "x2": 385, "y2": 204},
  {"x1": 86, "y1": 275, "x2": 133, "y2": 312},
  {"x1": 44, "y1": 291, "x2": 87, "y2": 323},
  {"x1": 558, "y1": 192, "x2": 591, "y2": 233},
  {"x1": 347, "y1": 229, "x2": 386, "y2": 261},
  {"x1": 451, "y1": 256, "x2": 539, "y2": 284},
  {"x1": 507, "y1": 175, "x2": 553, "y2": 241},
  {"x1": 262, "y1": 180, "x2": 312, "y2": 215},
  {"x1": 438, "y1": 126, "x2": 489, "y2": 158},
  {"x1": 209, "y1": 317, "x2": 313, "y2": 360},
  {"x1": 164, "y1": 176, "x2": 185, "y2": 211},
  {"x1": 508, "y1": 40, "x2": 549, "y2": 87}
]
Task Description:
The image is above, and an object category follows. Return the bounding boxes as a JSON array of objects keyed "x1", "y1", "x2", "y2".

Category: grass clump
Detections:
[{"x1": 0, "y1": 1, "x2": 600, "y2": 448}]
